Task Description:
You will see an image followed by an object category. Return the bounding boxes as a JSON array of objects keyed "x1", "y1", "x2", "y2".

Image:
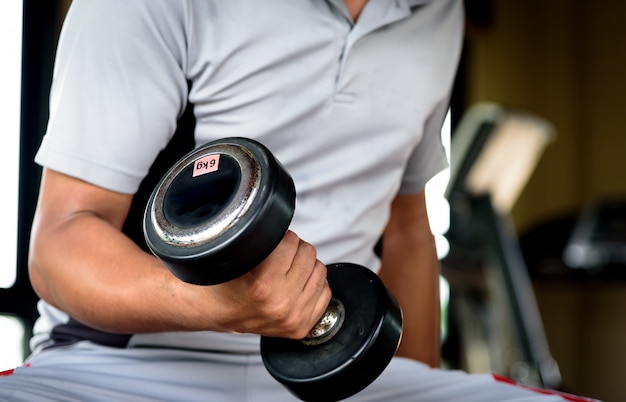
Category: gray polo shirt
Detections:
[{"x1": 34, "y1": 0, "x2": 463, "y2": 353}]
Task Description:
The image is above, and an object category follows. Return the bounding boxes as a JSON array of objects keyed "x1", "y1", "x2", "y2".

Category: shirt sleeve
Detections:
[
  {"x1": 398, "y1": 96, "x2": 452, "y2": 196},
  {"x1": 35, "y1": 0, "x2": 190, "y2": 194},
  {"x1": 397, "y1": 0, "x2": 462, "y2": 195}
]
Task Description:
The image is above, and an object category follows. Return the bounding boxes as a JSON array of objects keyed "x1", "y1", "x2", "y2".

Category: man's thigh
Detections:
[
  {"x1": 0, "y1": 343, "x2": 593, "y2": 402},
  {"x1": 350, "y1": 357, "x2": 594, "y2": 402},
  {"x1": 0, "y1": 343, "x2": 265, "y2": 402}
]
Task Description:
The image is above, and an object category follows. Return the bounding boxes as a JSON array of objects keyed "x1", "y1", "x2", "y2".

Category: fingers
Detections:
[
  {"x1": 284, "y1": 232, "x2": 323, "y2": 291},
  {"x1": 242, "y1": 231, "x2": 332, "y2": 339},
  {"x1": 287, "y1": 258, "x2": 332, "y2": 339}
]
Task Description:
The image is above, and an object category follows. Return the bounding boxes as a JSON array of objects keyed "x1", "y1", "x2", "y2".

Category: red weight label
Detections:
[{"x1": 192, "y1": 154, "x2": 220, "y2": 177}]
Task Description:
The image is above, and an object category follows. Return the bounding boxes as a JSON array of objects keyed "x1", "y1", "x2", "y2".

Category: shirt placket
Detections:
[{"x1": 325, "y1": 0, "x2": 414, "y2": 103}]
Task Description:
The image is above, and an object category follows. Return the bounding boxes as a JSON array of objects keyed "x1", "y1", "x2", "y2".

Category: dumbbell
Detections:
[{"x1": 143, "y1": 137, "x2": 403, "y2": 401}]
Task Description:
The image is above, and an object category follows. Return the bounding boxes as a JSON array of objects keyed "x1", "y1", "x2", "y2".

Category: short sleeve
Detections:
[
  {"x1": 35, "y1": 0, "x2": 190, "y2": 194},
  {"x1": 399, "y1": 98, "x2": 451, "y2": 195}
]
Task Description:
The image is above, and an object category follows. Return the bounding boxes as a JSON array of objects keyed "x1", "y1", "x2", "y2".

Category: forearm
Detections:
[
  {"x1": 377, "y1": 193, "x2": 441, "y2": 367},
  {"x1": 29, "y1": 211, "x2": 216, "y2": 334},
  {"x1": 28, "y1": 168, "x2": 330, "y2": 339}
]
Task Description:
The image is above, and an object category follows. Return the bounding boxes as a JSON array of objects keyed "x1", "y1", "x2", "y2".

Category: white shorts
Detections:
[{"x1": 0, "y1": 342, "x2": 597, "y2": 402}]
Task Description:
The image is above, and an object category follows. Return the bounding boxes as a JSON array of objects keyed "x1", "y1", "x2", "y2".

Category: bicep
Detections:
[
  {"x1": 384, "y1": 191, "x2": 432, "y2": 242},
  {"x1": 32, "y1": 168, "x2": 134, "y2": 240},
  {"x1": 28, "y1": 168, "x2": 134, "y2": 301}
]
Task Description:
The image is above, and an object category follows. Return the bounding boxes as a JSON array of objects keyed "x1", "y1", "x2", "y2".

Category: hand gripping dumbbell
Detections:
[{"x1": 143, "y1": 137, "x2": 403, "y2": 401}]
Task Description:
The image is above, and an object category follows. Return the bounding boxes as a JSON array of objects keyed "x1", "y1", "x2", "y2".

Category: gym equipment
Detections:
[
  {"x1": 444, "y1": 103, "x2": 561, "y2": 388},
  {"x1": 143, "y1": 137, "x2": 403, "y2": 401},
  {"x1": 564, "y1": 200, "x2": 626, "y2": 271}
]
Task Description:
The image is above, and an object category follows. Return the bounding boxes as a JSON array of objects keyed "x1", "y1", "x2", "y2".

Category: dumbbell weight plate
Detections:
[
  {"x1": 144, "y1": 136, "x2": 403, "y2": 400},
  {"x1": 143, "y1": 137, "x2": 296, "y2": 285},
  {"x1": 260, "y1": 263, "x2": 403, "y2": 402}
]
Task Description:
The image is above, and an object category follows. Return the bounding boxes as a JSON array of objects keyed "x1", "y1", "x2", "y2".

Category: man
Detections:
[{"x1": 0, "y1": 1, "x2": 597, "y2": 400}]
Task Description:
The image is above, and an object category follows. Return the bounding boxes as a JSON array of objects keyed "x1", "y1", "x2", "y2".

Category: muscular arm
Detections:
[
  {"x1": 28, "y1": 168, "x2": 331, "y2": 338},
  {"x1": 377, "y1": 191, "x2": 441, "y2": 367}
]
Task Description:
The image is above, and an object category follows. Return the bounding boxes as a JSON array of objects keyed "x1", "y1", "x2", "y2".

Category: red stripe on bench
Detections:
[{"x1": 492, "y1": 374, "x2": 598, "y2": 402}]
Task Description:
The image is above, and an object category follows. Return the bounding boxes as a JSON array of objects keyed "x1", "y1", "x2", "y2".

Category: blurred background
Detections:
[
  {"x1": 450, "y1": 2, "x2": 626, "y2": 401},
  {"x1": 443, "y1": 1, "x2": 626, "y2": 401},
  {"x1": 1, "y1": 1, "x2": 625, "y2": 401}
]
